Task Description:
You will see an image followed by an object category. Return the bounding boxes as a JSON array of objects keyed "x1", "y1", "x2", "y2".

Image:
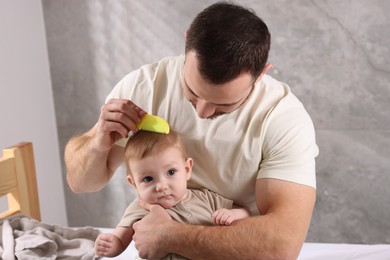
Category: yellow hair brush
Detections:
[
  {"x1": 137, "y1": 114, "x2": 170, "y2": 134},
  {"x1": 115, "y1": 114, "x2": 170, "y2": 147}
]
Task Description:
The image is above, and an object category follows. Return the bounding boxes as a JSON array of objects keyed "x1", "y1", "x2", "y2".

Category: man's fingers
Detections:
[
  {"x1": 98, "y1": 120, "x2": 129, "y2": 139},
  {"x1": 98, "y1": 99, "x2": 148, "y2": 140},
  {"x1": 105, "y1": 99, "x2": 146, "y2": 124}
]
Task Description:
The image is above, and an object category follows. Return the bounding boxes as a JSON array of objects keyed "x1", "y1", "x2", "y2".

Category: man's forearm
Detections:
[
  {"x1": 133, "y1": 179, "x2": 315, "y2": 259},
  {"x1": 64, "y1": 134, "x2": 112, "y2": 193},
  {"x1": 165, "y1": 215, "x2": 303, "y2": 260}
]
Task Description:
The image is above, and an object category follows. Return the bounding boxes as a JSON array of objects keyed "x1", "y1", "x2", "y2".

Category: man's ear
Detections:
[
  {"x1": 185, "y1": 157, "x2": 193, "y2": 181},
  {"x1": 255, "y1": 63, "x2": 273, "y2": 84},
  {"x1": 127, "y1": 176, "x2": 136, "y2": 188}
]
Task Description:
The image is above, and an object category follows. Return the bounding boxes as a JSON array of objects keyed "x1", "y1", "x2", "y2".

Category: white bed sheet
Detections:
[
  {"x1": 299, "y1": 243, "x2": 390, "y2": 260},
  {"x1": 99, "y1": 228, "x2": 390, "y2": 260}
]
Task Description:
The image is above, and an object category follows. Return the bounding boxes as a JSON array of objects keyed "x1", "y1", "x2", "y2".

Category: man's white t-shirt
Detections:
[{"x1": 107, "y1": 55, "x2": 319, "y2": 215}]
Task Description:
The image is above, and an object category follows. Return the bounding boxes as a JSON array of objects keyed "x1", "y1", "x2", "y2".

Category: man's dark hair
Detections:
[{"x1": 185, "y1": 1, "x2": 271, "y2": 84}]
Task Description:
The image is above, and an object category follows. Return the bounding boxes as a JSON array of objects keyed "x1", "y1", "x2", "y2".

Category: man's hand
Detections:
[
  {"x1": 93, "y1": 99, "x2": 146, "y2": 152},
  {"x1": 132, "y1": 204, "x2": 174, "y2": 259}
]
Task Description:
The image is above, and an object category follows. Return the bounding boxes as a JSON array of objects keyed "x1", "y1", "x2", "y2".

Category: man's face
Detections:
[{"x1": 182, "y1": 51, "x2": 255, "y2": 119}]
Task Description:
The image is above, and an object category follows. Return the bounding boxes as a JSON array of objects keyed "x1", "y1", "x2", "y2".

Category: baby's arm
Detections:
[
  {"x1": 95, "y1": 226, "x2": 134, "y2": 257},
  {"x1": 212, "y1": 206, "x2": 251, "y2": 226}
]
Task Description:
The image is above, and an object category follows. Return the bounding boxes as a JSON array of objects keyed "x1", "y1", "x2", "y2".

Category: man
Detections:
[{"x1": 65, "y1": 2, "x2": 318, "y2": 259}]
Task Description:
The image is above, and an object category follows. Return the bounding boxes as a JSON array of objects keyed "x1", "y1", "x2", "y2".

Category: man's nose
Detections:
[{"x1": 195, "y1": 99, "x2": 216, "y2": 119}]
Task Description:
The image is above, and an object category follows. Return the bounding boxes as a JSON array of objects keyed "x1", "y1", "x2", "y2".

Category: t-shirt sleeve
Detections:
[
  {"x1": 258, "y1": 95, "x2": 319, "y2": 188},
  {"x1": 197, "y1": 189, "x2": 234, "y2": 211},
  {"x1": 116, "y1": 199, "x2": 149, "y2": 228}
]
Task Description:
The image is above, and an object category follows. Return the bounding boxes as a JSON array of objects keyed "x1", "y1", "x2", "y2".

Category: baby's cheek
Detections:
[{"x1": 138, "y1": 190, "x2": 153, "y2": 203}]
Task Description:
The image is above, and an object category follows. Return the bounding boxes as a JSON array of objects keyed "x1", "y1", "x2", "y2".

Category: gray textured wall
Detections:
[{"x1": 42, "y1": 0, "x2": 390, "y2": 243}]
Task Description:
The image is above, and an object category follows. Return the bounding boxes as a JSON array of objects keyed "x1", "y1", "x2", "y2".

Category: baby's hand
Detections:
[
  {"x1": 212, "y1": 208, "x2": 236, "y2": 226},
  {"x1": 95, "y1": 233, "x2": 123, "y2": 257}
]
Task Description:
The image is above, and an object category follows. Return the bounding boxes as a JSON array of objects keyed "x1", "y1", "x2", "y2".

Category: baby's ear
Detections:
[
  {"x1": 127, "y1": 176, "x2": 136, "y2": 187},
  {"x1": 185, "y1": 157, "x2": 193, "y2": 181}
]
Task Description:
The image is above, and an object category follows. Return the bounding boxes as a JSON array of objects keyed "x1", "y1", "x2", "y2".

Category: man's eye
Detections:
[
  {"x1": 187, "y1": 97, "x2": 196, "y2": 107},
  {"x1": 167, "y1": 169, "x2": 176, "y2": 176},
  {"x1": 143, "y1": 176, "x2": 153, "y2": 183}
]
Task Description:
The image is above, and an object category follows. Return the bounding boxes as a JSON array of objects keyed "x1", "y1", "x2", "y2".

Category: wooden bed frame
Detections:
[{"x1": 0, "y1": 142, "x2": 41, "y2": 221}]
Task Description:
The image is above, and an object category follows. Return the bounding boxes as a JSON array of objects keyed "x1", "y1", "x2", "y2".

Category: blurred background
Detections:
[{"x1": 2, "y1": 0, "x2": 389, "y2": 244}]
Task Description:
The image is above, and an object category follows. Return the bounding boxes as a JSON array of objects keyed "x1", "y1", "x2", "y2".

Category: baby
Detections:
[{"x1": 95, "y1": 129, "x2": 249, "y2": 258}]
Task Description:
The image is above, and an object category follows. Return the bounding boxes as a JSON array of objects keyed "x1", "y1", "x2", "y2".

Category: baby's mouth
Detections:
[{"x1": 158, "y1": 194, "x2": 173, "y2": 200}]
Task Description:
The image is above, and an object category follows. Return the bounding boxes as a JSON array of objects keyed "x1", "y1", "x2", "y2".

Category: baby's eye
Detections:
[
  {"x1": 167, "y1": 169, "x2": 176, "y2": 176},
  {"x1": 143, "y1": 176, "x2": 153, "y2": 183}
]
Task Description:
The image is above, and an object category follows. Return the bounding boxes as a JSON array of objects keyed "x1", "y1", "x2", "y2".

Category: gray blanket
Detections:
[{"x1": 0, "y1": 215, "x2": 100, "y2": 259}]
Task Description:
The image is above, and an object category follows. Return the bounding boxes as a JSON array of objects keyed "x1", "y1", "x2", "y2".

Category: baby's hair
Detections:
[{"x1": 124, "y1": 129, "x2": 188, "y2": 176}]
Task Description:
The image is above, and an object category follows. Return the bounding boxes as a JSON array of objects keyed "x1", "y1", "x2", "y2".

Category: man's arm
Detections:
[
  {"x1": 64, "y1": 99, "x2": 146, "y2": 192},
  {"x1": 132, "y1": 179, "x2": 316, "y2": 259},
  {"x1": 64, "y1": 128, "x2": 124, "y2": 192}
]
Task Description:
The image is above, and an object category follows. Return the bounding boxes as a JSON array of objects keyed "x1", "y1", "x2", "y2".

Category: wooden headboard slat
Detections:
[{"x1": 0, "y1": 142, "x2": 41, "y2": 221}]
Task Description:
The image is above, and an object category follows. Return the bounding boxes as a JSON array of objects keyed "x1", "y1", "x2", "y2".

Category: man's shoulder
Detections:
[
  {"x1": 159, "y1": 54, "x2": 184, "y2": 64},
  {"x1": 118, "y1": 55, "x2": 183, "y2": 84},
  {"x1": 260, "y1": 74, "x2": 304, "y2": 108},
  {"x1": 116, "y1": 54, "x2": 183, "y2": 89},
  {"x1": 139, "y1": 54, "x2": 184, "y2": 72}
]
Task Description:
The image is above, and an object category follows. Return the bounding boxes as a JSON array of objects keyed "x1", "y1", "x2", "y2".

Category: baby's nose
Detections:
[{"x1": 156, "y1": 182, "x2": 168, "y2": 192}]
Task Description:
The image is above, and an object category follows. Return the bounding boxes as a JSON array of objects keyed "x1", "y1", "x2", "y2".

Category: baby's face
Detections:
[{"x1": 129, "y1": 147, "x2": 192, "y2": 209}]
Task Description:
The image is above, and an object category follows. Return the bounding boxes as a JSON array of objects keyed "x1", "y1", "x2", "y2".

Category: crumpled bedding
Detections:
[{"x1": 0, "y1": 215, "x2": 100, "y2": 260}]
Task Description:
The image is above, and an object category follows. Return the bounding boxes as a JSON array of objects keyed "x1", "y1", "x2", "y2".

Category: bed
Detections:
[
  {"x1": 100, "y1": 239, "x2": 390, "y2": 260},
  {"x1": 1, "y1": 142, "x2": 390, "y2": 259}
]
